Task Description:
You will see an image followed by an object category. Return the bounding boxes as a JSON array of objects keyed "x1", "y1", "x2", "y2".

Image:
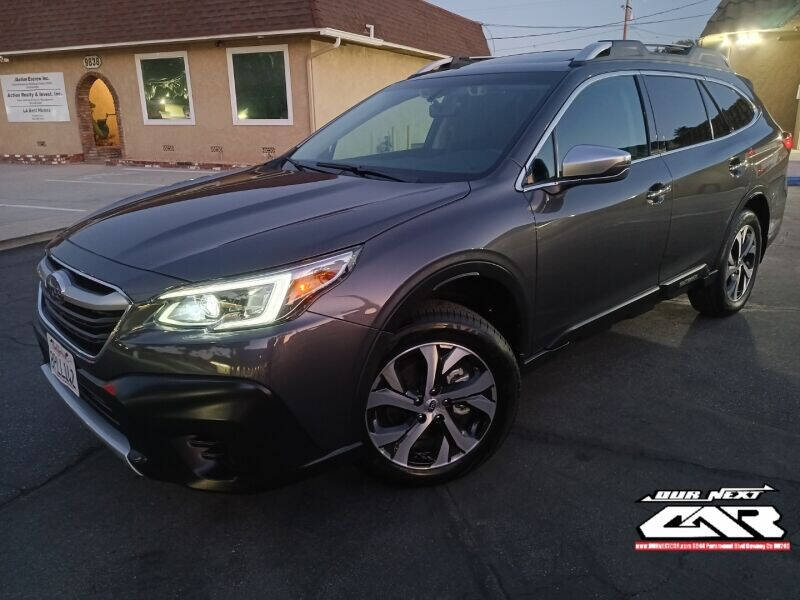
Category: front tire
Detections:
[
  {"x1": 688, "y1": 209, "x2": 762, "y2": 317},
  {"x1": 359, "y1": 301, "x2": 520, "y2": 484}
]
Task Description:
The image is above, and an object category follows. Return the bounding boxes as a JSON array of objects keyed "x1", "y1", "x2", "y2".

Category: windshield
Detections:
[{"x1": 290, "y1": 72, "x2": 562, "y2": 183}]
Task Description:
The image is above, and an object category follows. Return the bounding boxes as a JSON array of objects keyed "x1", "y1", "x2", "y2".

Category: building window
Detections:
[
  {"x1": 226, "y1": 45, "x2": 293, "y2": 125},
  {"x1": 134, "y1": 51, "x2": 195, "y2": 125}
]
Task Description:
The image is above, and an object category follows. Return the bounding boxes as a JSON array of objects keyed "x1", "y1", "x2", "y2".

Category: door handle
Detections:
[{"x1": 646, "y1": 183, "x2": 671, "y2": 204}]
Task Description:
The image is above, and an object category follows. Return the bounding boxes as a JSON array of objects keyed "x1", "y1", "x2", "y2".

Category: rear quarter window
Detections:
[{"x1": 704, "y1": 81, "x2": 755, "y2": 132}]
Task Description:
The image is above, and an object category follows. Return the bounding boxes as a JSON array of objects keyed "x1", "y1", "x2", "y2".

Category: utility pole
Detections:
[{"x1": 622, "y1": 0, "x2": 633, "y2": 40}]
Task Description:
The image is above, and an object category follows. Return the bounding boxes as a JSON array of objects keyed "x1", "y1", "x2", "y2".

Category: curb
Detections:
[
  {"x1": 0, "y1": 229, "x2": 61, "y2": 252},
  {"x1": 788, "y1": 177, "x2": 800, "y2": 186}
]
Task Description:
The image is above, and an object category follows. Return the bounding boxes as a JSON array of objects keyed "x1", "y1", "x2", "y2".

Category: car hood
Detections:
[{"x1": 59, "y1": 166, "x2": 469, "y2": 282}]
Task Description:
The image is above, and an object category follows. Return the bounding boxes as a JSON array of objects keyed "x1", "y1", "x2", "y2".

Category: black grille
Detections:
[{"x1": 40, "y1": 263, "x2": 125, "y2": 356}]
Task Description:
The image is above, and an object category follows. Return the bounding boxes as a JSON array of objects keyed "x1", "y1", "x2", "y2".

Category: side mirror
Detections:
[{"x1": 561, "y1": 144, "x2": 631, "y2": 181}]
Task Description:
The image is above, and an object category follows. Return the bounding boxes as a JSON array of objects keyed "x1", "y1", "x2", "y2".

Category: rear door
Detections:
[
  {"x1": 642, "y1": 74, "x2": 754, "y2": 282},
  {"x1": 526, "y1": 74, "x2": 673, "y2": 346}
]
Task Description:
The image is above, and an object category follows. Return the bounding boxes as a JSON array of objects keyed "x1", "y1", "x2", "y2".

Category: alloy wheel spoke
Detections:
[
  {"x1": 439, "y1": 370, "x2": 494, "y2": 401},
  {"x1": 741, "y1": 263, "x2": 753, "y2": 279},
  {"x1": 726, "y1": 274, "x2": 737, "y2": 298},
  {"x1": 461, "y1": 394, "x2": 496, "y2": 419},
  {"x1": 393, "y1": 418, "x2": 430, "y2": 464},
  {"x1": 441, "y1": 413, "x2": 478, "y2": 453},
  {"x1": 432, "y1": 436, "x2": 450, "y2": 467},
  {"x1": 380, "y1": 361, "x2": 404, "y2": 393},
  {"x1": 371, "y1": 423, "x2": 413, "y2": 447},
  {"x1": 736, "y1": 229, "x2": 747, "y2": 259},
  {"x1": 420, "y1": 345, "x2": 439, "y2": 398},
  {"x1": 441, "y1": 347, "x2": 470, "y2": 376},
  {"x1": 368, "y1": 388, "x2": 425, "y2": 413},
  {"x1": 740, "y1": 231, "x2": 755, "y2": 259}
]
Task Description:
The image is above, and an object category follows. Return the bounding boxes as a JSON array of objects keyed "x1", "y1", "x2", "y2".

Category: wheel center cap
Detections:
[{"x1": 427, "y1": 399, "x2": 438, "y2": 412}]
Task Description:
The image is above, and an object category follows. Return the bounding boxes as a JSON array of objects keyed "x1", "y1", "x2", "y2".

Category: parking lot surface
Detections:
[
  {"x1": 0, "y1": 164, "x2": 220, "y2": 246},
  {"x1": 0, "y1": 190, "x2": 798, "y2": 598}
]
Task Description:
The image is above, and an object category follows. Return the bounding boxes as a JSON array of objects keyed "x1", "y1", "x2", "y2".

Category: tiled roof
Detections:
[
  {"x1": 702, "y1": 0, "x2": 800, "y2": 36},
  {"x1": 0, "y1": 0, "x2": 488, "y2": 57}
]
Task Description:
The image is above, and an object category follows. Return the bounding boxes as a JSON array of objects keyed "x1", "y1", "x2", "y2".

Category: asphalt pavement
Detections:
[
  {"x1": 0, "y1": 164, "x2": 221, "y2": 248},
  {"x1": 0, "y1": 192, "x2": 798, "y2": 598}
]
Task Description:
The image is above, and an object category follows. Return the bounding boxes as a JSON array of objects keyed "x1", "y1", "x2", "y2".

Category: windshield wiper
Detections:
[
  {"x1": 315, "y1": 162, "x2": 405, "y2": 182},
  {"x1": 283, "y1": 157, "x2": 331, "y2": 174}
]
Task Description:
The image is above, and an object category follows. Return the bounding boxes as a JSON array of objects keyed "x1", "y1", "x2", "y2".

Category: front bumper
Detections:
[
  {"x1": 37, "y1": 356, "x2": 337, "y2": 490},
  {"x1": 35, "y1": 299, "x2": 380, "y2": 491}
]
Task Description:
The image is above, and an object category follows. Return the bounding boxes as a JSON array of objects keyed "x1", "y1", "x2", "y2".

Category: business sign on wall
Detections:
[{"x1": 1, "y1": 72, "x2": 70, "y2": 122}]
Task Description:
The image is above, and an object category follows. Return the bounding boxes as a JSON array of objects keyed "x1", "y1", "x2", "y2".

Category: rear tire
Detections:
[
  {"x1": 688, "y1": 209, "x2": 762, "y2": 317},
  {"x1": 359, "y1": 301, "x2": 520, "y2": 485}
]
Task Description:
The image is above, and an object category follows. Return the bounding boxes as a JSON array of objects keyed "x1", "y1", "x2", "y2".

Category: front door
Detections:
[{"x1": 525, "y1": 74, "x2": 673, "y2": 347}]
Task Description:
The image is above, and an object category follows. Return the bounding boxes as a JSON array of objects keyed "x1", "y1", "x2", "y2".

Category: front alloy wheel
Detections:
[
  {"x1": 359, "y1": 300, "x2": 520, "y2": 484},
  {"x1": 366, "y1": 343, "x2": 497, "y2": 470}
]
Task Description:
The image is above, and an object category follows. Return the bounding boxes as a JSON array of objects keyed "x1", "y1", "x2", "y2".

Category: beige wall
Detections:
[
  {"x1": 310, "y1": 41, "x2": 429, "y2": 129},
  {"x1": 0, "y1": 52, "x2": 84, "y2": 156},
  {"x1": 0, "y1": 37, "x2": 438, "y2": 165},
  {"x1": 727, "y1": 35, "x2": 800, "y2": 135},
  {"x1": 0, "y1": 37, "x2": 314, "y2": 164}
]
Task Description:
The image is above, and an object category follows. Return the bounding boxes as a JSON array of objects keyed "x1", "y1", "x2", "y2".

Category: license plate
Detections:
[{"x1": 47, "y1": 332, "x2": 80, "y2": 397}]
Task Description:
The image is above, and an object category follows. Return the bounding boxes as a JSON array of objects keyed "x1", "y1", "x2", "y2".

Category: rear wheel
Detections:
[
  {"x1": 360, "y1": 301, "x2": 520, "y2": 484},
  {"x1": 688, "y1": 209, "x2": 762, "y2": 317}
]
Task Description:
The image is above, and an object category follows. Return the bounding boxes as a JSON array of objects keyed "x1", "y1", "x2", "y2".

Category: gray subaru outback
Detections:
[{"x1": 35, "y1": 40, "x2": 789, "y2": 491}]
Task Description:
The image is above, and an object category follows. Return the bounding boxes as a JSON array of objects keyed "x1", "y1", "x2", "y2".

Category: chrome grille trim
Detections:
[{"x1": 37, "y1": 254, "x2": 132, "y2": 361}]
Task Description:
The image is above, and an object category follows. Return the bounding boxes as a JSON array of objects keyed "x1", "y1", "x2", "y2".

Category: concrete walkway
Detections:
[{"x1": 0, "y1": 163, "x2": 224, "y2": 250}]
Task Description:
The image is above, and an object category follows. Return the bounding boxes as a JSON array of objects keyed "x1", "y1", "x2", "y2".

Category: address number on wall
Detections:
[{"x1": 82, "y1": 55, "x2": 102, "y2": 69}]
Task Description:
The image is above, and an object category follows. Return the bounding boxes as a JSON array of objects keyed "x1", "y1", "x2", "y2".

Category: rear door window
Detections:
[
  {"x1": 704, "y1": 81, "x2": 755, "y2": 132},
  {"x1": 554, "y1": 75, "x2": 648, "y2": 165},
  {"x1": 644, "y1": 75, "x2": 712, "y2": 151}
]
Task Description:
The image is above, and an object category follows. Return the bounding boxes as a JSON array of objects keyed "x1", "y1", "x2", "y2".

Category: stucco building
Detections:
[
  {"x1": 0, "y1": 0, "x2": 488, "y2": 166},
  {"x1": 700, "y1": 0, "x2": 800, "y2": 145}
]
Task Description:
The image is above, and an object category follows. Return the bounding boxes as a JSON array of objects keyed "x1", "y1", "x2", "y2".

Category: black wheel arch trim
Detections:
[
  {"x1": 720, "y1": 186, "x2": 770, "y2": 262},
  {"x1": 372, "y1": 251, "x2": 531, "y2": 353}
]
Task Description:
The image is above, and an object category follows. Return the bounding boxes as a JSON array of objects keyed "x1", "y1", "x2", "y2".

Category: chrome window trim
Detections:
[
  {"x1": 515, "y1": 69, "x2": 760, "y2": 192},
  {"x1": 38, "y1": 254, "x2": 133, "y2": 362}
]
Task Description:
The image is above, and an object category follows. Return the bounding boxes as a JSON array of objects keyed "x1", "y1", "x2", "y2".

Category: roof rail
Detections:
[
  {"x1": 408, "y1": 55, "x2": 492, "y2": 78},
  {"x1": 570, "y1": 39, "x2": 730, "y2": 70}
]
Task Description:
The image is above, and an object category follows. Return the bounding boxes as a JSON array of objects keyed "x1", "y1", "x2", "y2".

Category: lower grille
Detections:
[{"x1": 78, "y1": 377, "x2": 125, "y2": 427}]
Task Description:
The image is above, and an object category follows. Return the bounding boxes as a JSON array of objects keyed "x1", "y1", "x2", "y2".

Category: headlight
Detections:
[{"x1": 156, "y1": 249, "x2": 358, "y2": 330}]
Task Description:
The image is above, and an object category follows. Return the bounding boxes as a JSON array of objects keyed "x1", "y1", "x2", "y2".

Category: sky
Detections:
[{"x1": 428, "y1": 0, "x2": 718, "y2": 55}]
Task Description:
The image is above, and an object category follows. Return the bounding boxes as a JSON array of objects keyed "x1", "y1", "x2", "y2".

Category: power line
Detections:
[
  {"x1": 496, "y1": 24, "x2": 629, "y2": 53},
  {"x1": 629, "y1": 24, "x2": 694, "y2": 38},
  {"x1": 482, "y1": 0, "x2": 716, "y2": 30},
  {"x1": 487, "y1": 12, "x2": 713, "y2": 40}
]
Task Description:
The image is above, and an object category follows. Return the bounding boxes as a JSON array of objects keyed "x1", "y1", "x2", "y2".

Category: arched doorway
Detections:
[{"x1": 75, "y1": 72, "x2": 125, "y2": 162}]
